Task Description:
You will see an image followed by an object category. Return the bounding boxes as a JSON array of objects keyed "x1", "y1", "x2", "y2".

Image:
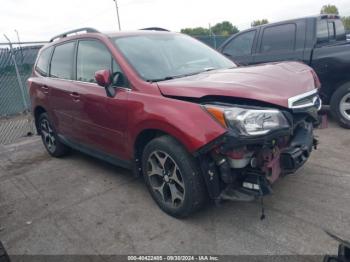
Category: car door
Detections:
[
  {"x1": 253, "y1": 22, "x2": 306, "y2": 64},
  {"x1": 30, "y1": 46, "x2": 54, "y2": 116},
  {"x1": 48, "y1": 41, "x2": 79, "y2": 140},
  {"x1": 220, "y1": 30, "x2": 257, "y2": 66},
  {"x1": 72, "y1": 39, "x2": 130, "y2": 159},
  {"x1": 311, "y1": 18, "x2": 349, "y2": 102}
]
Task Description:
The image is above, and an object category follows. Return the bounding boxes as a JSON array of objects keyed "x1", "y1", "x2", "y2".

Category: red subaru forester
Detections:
[{"x1": 29, "y1": 28, "x2": 321, "y2": 217}]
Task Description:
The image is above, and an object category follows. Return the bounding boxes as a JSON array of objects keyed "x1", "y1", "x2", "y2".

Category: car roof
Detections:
[
  {"x1": 40, "y1": 28, "x2": 181, "y2": 52},
  {"x1": 106, "y1": 30, "x2": 178, "y2": 38},
  {"x1": 48, "y1": 27, "x2": 176, "y2": 43},
  {"x1": 246, "y1": 14, "x2": 341, "y2": 31}
]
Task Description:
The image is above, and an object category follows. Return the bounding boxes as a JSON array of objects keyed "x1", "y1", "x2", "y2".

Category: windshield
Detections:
[{"x1": 113, "y1": 34, "x2": 236, "y2": 81}]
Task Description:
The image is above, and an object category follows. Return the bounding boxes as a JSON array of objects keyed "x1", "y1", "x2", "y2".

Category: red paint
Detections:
[
  {"x1": 95, "y1": 69, "x2": 111, "y2": 87},
  {"x1": 225, "y1": 148, "x2": 246, "y2": 159},
  {"x1": 157, "y1": 62, "x2": 316, "y2": 108},
  {"x1": 28, "y1": 31, "x2": 318, "y2": 163},
  {"x1": 261, "y1": 149, "x2": 282, "y2": 184}
]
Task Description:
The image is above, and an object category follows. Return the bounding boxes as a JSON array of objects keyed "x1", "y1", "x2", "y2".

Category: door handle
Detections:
[
  {"x1": 70, "y1": 92, "x2": 80, "y2": 102},
  {"x1": 41, "y1": 85, "x2": 49, "y2": 94}
]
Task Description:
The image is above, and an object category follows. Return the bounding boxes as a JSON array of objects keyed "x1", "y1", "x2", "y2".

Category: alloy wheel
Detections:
[
  {"x1": 40, "y1": 118, "x2": 56, "y2": 153},
  {"x1": 340, "y1": 93, "x2": 350, "y2": 121},
  {"x1": 147, "y1": 151, "x2": 185, "y2": 208}
]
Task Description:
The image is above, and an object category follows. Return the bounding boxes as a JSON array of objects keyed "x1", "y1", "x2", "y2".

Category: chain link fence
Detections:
[{"x1": 0, "y1": 41, "x2": 46, "y2": 144}]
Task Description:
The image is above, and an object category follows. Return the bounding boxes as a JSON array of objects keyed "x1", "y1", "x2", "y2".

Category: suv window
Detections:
[
  {"x1": 260, "y1": 24, "x2": 296, "y2": 53},
  {"x1": 223, "y1": 30, "x2": 256, "y2": 56},
  {"x1": 50, "y1": 42, "x2": 75, "y2": 79},
  {"x1": 77, "y1": 40, "x2": 121, "y2": 83},
  {"x1": 36, "y1": 47, "x2": 53, "y2": 76}
]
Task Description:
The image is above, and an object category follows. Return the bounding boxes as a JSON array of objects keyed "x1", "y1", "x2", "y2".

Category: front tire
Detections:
[
  {"x1": 38, "y1": 113, "x2": 70, "y2": 157},
  {"x1": 142, "y1": 135, "x2": 207, "y2": 218},
  {"x1": 330, "y1": 84, "x2": 350, "y2": 129}
]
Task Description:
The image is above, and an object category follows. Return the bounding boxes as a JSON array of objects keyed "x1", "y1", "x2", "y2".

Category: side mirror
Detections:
[
  {"x1": 95, "y1": 69, "x2": 116, "y2": 98},
  {"x1": 95, "y1": 69, "x2": 111, "y2": 88},
  {"x1": 112, "y1": 72, "x2": 125, "y2": 87}
]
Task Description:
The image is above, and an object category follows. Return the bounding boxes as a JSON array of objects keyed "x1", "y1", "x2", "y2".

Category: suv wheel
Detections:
[
  {"x1": 330, "y1": 84, "x2": 350, "y2": 129},
  {"x1": 38, "y1": 113, "x2": 70, "y2": 157},
  {"x1": 142, "y1": 135, "x2": 207, "y2": 218}
]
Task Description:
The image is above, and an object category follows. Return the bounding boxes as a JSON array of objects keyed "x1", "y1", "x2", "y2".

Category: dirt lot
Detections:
[{"x1": 0, "y1": 118, "x2": 349, "y2": 256}]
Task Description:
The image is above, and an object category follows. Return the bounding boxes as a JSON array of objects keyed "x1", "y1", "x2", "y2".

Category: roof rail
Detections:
[
  {"x1": 50, "y1": 27, "x2": 100, "y2": 42},
  {"x1": 140, "y1": 27, "x2": 170, "y2": 32}
]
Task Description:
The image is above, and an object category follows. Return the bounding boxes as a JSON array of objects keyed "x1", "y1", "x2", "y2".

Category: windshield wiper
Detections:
[
  {"x1": 147, "y1": 68, "x2": 219, "y2": 82},
  {"x1": 203, "y1": 67, "x2": 216, "y2": 71},
  {"x1": 146, "y1": 76, "x2": 176, "y2": 82},
  {"x1": 147, "y1": 72, "x2": 197, "y2": 82}
]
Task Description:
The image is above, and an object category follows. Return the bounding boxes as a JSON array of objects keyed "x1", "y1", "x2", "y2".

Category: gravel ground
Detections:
[{"x1": 0, "y1": 118, "x2": 349, "y2": 258}]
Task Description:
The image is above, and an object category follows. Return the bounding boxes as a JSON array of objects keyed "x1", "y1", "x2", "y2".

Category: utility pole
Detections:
[{"x1": 113, "y1": 0, "x2": 121, "y2": 31}]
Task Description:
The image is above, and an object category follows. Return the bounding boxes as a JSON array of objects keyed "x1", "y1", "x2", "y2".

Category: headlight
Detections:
[{"x1": 204, "y1": 105, "x2": 290, "y2": 136}]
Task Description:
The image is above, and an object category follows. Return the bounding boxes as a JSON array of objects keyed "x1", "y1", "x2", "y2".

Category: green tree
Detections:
[
  {"x1": 320, "y1": 4, "x2": 339, "y2": 15},
  {"x1": 211, "y1": 21, "x2": 239, "y2": 36},
  {"x1": 181, "y1": 21, "x2": 239, "y2": 36},
  {"x1": 342, "y1": 16, "x2": 350, "y2": 31},
  {"x1": 251, "y1": 19, "x2": 269, "y2": 27},
  {"x1": 180, "y1": 27, "x2": 210, "y2": 36}
]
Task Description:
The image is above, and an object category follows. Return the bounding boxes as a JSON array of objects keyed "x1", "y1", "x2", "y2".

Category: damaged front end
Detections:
[{"x1": 195, "y1": 92, "x2": 321, "y2": 204}]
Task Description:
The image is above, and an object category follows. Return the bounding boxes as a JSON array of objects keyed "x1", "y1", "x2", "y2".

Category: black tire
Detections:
[
  {"x1": 38, "y1": 113, "x2": 70, "y2": 157},
  {"x1": 142, "y1": 135, "x2": 207, "y2": 218},
  {"x1": 330, "y1": 83, "x2": 350, "y2": 129},
  {"x1": 0, "y1": 241, "x2": 10, "y2": 262}
]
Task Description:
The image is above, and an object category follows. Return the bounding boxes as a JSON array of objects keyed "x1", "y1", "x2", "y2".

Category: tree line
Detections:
[{"x1": 181, "y1": 4, "x2": 350, "y2": 36}]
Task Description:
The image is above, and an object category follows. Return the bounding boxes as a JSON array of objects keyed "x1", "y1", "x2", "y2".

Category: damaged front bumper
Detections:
[
  {"x1": 280, "y1": 122, "x2": 316, "y2": 174},
  {"x1": 195, "y1": 120, "x2": 318, "y2": 201}
]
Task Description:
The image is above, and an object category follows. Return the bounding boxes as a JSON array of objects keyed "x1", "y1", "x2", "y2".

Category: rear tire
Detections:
[
  {"x1": 38, "y1": 113, "x2": 70, "y2": 157},
  {"x1": 330, "y1": 84, "x2": 350, "y2": 129},
  {"x1": 141, "y1": 135, "x2": 207, "y2": 218}
]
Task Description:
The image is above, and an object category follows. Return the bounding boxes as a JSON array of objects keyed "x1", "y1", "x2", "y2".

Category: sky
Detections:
[{"x1": 1, "y1": 0, "x2": 350, "y2": 42}]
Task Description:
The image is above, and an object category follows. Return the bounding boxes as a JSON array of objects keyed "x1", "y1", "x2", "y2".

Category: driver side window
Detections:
[{"x1": 76, "y1": 40, "x2": 124, "y2": 85}]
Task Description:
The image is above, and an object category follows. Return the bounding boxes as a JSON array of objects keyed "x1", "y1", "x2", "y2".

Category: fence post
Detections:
[{"x1": 4, "y1": 34, "x2": 29, "y2": 112}]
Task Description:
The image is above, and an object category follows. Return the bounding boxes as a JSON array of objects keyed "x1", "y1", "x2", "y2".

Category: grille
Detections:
[{"x1": 288, "y1": 90, "x2": 321, "y2": 110}]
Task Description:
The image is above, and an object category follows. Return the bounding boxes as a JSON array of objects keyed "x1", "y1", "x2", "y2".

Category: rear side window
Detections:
[
  {"x1": 317, "y1": 20, "x2": 329, "y2": 43},
  {"x1": 223, "y1": 30, "x2": 256, "y2": 56},
  {"x1": 260, "y1": 24, "x2": 296, "y2": 53},
  {"x1": 76, "y1": 40, "x2": 120, "y2": 83},
  {"x1": 50, "y1": 42, "x2": 75, "y2": 79},
  {"x1": 36, "y1": 47, "x2": 53, "y2": 76},
  {"x1": 317, "y1": 19, "x2": 346, "y2": 43},
  {"x1": 328, "y1": 22, "x2": 335, "y2": 40},
  {"x1": 335, "y1": 20, "x2": 346, "y2": 41}
]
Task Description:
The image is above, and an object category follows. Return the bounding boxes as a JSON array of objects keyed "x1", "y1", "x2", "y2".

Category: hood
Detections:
[{"x1": 157, "y1": 62, "x2": 317, "y2": 108}]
